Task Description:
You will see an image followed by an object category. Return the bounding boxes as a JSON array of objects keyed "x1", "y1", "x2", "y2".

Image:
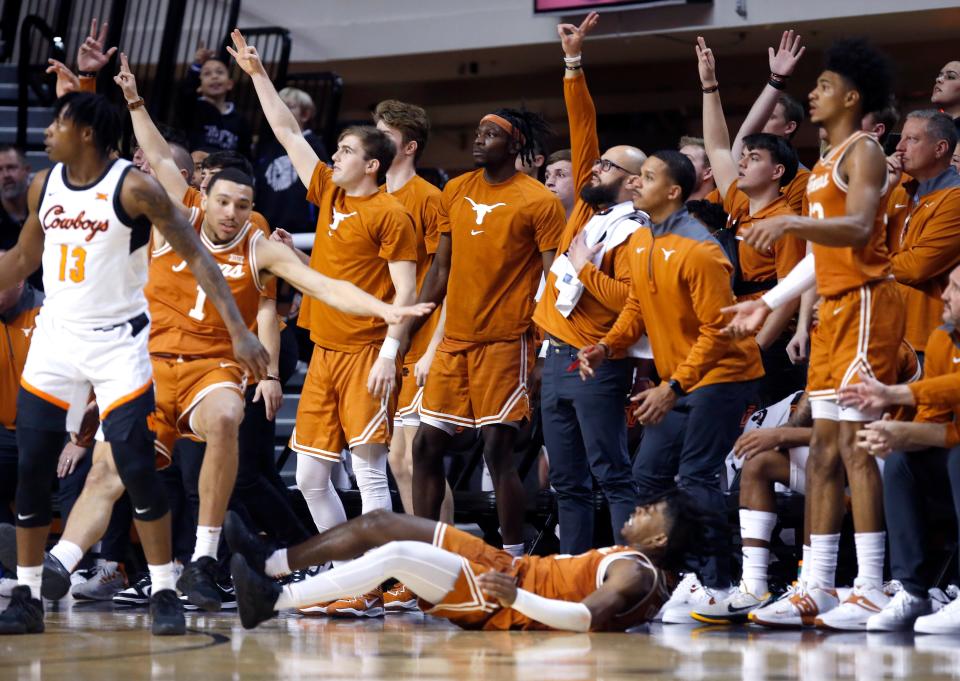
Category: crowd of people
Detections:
[{"x1": 0, "y1": 11, "x2": 959, "y2": 639}]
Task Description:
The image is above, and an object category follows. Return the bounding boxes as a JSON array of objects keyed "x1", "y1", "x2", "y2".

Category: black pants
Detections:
[
  {"x1": 758, "y1": 334, "x2": 807, "y2": 408},
  {"x1": 0, "y1": 432, "x2": 17, "y2": 526},
  {"x1": 540, "y1": 340, "x2": 637, "y2": 553},
  {"x1": 632, "y1": 379, "x2": 759, "y2": 587},
  {"x1": 884, "y1": 447, "x2": 960, "y2": 596}
]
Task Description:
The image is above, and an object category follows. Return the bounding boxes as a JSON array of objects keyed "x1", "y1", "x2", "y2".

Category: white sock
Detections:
[
  {"x1": 739, "y1": 509, "x2": 777, "y2": 595},
  {"x1": 17, "y1": 566, "x2": 42, "y2": 600},
  {"x1": 191, "y1": 525, "x2": 222, "y2": 562},
  {"x1": 265, "y1": 549, "x2": 290, "y2": 578},
  {"x1": 50, "y1": 539, "x2": 84, "y2": 573},
  {"x1": 503, "y1": 543, "x2": 524, "y2": 558},
  {"x1": 149, "y1": 561, "x2": 177, "y2": 593},
  {"x1": 854, "y1": 531, "x2": 885, "y2": 588},
  {"x1": 800, "y1": 544, "x2": 812, "y2": 583},
  {"x1": 809, "y1": 533, "x2": 840, "y2": 589}
]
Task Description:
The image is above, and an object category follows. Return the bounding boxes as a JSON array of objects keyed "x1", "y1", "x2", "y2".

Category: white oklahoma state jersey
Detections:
[{"x1": 38, "y1": 159, "x2": 151, "y2": 326}]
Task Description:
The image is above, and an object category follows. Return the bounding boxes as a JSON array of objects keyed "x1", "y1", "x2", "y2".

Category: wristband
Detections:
[
  {"x1": 667, "y1": 378, "x2": 686, "y2": 397},
  {"x1": 598, "y1": 342, "x2": 611, "y2": 359},
  {"x1": 379, "y1": 337, "x2": 400, "y2": 360},
  {"x1": 702, "y1": 83, "x2": 719, "y2": 94},
  {"x1": 563, "y1": 54, "x2": 582, "y2": 64},
  {"x1": 767, "y1": 78, "x2": 785, "y2": 91},
  {"x1": 770, "y1": 72, "x2": 790, "y2": 80},
  {"x1": 127, "y1": 97, "x2": 145, "y2": 111},
  {"x1": 263, "y1": 375, "x2": 280, "y2": 382},
  {"x1": 78, "y1": 71, "x2": 98, "y2": 78},
  {"x1": 565, "y1": 65, "x2": 582, "y2": 71}
]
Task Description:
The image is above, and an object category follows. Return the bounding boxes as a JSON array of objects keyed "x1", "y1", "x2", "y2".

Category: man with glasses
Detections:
[{"x1": 532, "y1": 12, "x2": 648, "y2": 554}]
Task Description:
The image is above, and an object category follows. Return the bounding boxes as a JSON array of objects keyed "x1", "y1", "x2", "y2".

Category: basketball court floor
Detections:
[{"x1": 2, "y1": 603, "x2": 958, "y2": 680}]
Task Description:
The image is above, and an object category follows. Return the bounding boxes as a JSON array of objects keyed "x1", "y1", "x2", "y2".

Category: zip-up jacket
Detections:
[
  {"x1": 910, "y1": 324, "x2": 960, "y2": 446},
  {"x1": 602, "y1": 208, "x2": 764, "y2": 393}
]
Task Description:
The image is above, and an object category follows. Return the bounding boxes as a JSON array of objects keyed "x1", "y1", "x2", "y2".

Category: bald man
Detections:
[{"x1": 532, "y1": 13, "x2": 648, "y2": 553}]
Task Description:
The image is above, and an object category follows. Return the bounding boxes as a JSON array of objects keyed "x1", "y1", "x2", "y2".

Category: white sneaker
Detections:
[
  {"x1": 815, "y1": 579, "x2": 890, "y2": 631},
  {"x1": 657, "y1": 573, "x2": 713, "y2": 624},
  {"x1": 929, "y1": 584, "x2": 959, "y2": 612},
  {"x1": 691, "y1": 580, "x2": 769, "y2": 624},
  {"x1": 867, "y1": 589, "x2": 932, "y2": 631},
  {"x1": 749, "y1": 581, "x2": 839, "y2": 628},
  {"x1": 915, "y1": 592, "x2": 960, "y2": 634}
]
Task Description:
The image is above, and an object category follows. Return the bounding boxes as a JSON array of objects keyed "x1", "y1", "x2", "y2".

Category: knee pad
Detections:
[
  {"x1": 110, "y1": 434, "x2": 168, "y2": 523},
  {"x1": 13, "y1": 427, "x2": 65, "y2": 527}
]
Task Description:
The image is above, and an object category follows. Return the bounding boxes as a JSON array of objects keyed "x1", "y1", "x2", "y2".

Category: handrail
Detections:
[{"x1": 17, "y1": 14, "x2": 64, "y2": 149}]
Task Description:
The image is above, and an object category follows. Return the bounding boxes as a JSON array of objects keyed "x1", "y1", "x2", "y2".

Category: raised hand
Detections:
[
  {"x1": 556, "y1": 11, "x2": 599, "y2": 58},
  {"x1": 695, "y1": 36, "x2": 717, "y2": 88},
  {"x1": 194, "y1": 39, "x2": 217, "y2": 66},
  {"x1": 77, "y1": 18, "x2": 118, "y2": 74},
  {"x1": 226, "y1": 29, "x2": 266, "y2": 77},
  {"x1": 768, "y1": 29, "x2": 805, "y2": 77},
  {"x1": 46, "y1": 59, "x2": 80, "y2": 98},
  {"x1": 720, "y1": 298, "x2": 771, "y2": 338},
  {"x1": 113, "y1": 53, "x2": 140, "y2": 103}
]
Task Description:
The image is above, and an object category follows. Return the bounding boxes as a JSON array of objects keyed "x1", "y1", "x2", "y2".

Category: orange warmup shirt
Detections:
[
  {"x1": 298, "y1": 163, "x2": 417, "y2": 351},
  {"x1": 440, "y1": 169, "x2": 565, "y2": 344},
  {"x1": 146, "y1": 207, "x2": 274, "y2": 357},
  {"x1": 721, "y1": 181, "x2": 804, "y2": 299},
  {"x1": 533, "y1": 71, "x2": 636, "y2": 348},
  {"x1": 390, "y1": 175, "x2": 442, "y2": 362},
  {"x1": 0, "y1": 287, "x2": 43, "y2": 429},
  {"x1": 807, "y1": 131, "x2": 893, "y2": 297},
  {"x1": 910, "y1": 325, "x2": 960, "y2": 446},
  {"x1": 886, "y1": 171, "x2": 960, "y2": 351},
  {"x1": 602, "y1": 209, "x2": 764, "y2": 393}
]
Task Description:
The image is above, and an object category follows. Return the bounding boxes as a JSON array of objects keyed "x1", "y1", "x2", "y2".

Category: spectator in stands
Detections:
[
  {"x1": 931, "y1": 60, "x2": 960, "y2": 132},
  {"x1": 178, "y1": 42, "x2": 252, "y2": 157},
  {"x1": 543, "y1": 149, "x2": 575, "y2": 219},
  {"x1": 678, "y1": 136, "x2": 716, "y2": 200},
  {"x1": 0, "y1": 146, "x2": 40, "y2": 291},
  {"x1": 888, "y1": 110, "x2": 960, "y2": 360},
  {"x1": 254, "y1": 87, "x2": 330, "y2": 233},
  {"x1": 190, "y1": 148, "x2": 214, "y2": 188}
]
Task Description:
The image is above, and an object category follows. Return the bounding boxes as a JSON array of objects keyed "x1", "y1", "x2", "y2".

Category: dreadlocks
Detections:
[{"x1": 490, "y1": 107, "x2": 552, "y2": 168}]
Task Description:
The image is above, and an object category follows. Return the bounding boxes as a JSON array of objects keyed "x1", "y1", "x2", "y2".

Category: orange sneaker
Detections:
[
  {"x1": 325, "y1": 588, "x2": 385, "y2": 618},
  {"x1": 298, "y1": 601, "x2": 333, "y2": 616},
  {"x1": 383, "y1": 583, "x2": 419, "y2": 613}
]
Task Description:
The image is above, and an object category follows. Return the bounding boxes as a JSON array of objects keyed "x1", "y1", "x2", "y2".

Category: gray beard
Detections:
[{"x1": 1, "y1": 179, "x2": 28, "y2": 202}]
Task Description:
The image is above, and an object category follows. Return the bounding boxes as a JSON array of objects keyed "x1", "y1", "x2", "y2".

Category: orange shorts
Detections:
[
  {"x1": 418, "y1": 523, "x2": 517, "y2": 629},
  {"x1": 151, "y1": 356, "x2": 246, "y2": 467},
  {"x1": 394, "y1": 361, "x2": 424, "y2": 428},
  {"x1": 420, "y1": 334, "x2": 533, "y2": 430},
  {"x1": 807, "y1": 279, "x2": 904, "y2": 421},
  {"x1": 289, "y1": 344, "x2": 399, "y2": 461}
]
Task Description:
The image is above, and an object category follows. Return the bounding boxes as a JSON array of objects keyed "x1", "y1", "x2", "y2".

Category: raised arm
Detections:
[
  {"x1": 731, "y1": 30, "x2": 806, "y2": 160},
  {"x1": 114, "y1": 53, "x2": 189, "y2": 206},
  {"x1": 120, "y1": 171, "x2": 268, "y2": 378},
  {"x1": 557, "y1": 12, "x2": 601, "y2": 192},
  {"x1": 227, "y1": 30, "x2": 319, "y2": 188},
  {"x1": 696, "y1": 37, "x2": 738, "y2": 196},
  {"x1": 0, "y1": 171, "x2": 47, "y2": 290}
]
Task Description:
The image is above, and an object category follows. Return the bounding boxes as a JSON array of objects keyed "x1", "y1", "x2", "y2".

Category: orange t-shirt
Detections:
[
  {"x1": 440, "y1": 169, "x2": 565, "y2": 343},
  {"x1": 147, "y1": 207, "x2": 273, "y2": 358},
  {"x1": 784, "y1": 166, "x2": 811, "y2": 217},
  {"x1": 390, "y1": 175, "x2": 442, "y2": 363},
  {"x1": 722, "y1": 181, "x2": 804, "y2": 296},
  {"x1": 298, "y1": 162, "x2": 418, "y2": 352},
  {"x1": 183, "y1": 186, "x2": 271, "y2": 235},
  {"x1": 807, "y1": 131, "x2": 892, "y2": 298},
  {"x1": 0, "y1": 290, "x2": 42, "y2": 429}
]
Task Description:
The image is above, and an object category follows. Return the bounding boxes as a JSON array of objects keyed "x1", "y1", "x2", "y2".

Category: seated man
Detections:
[
  {"x1": 225, "y1": 490, "x2": 720, "y2": 632},
  {"x1": 841, "y1": 263, "x2": 960, "y2": 634}
]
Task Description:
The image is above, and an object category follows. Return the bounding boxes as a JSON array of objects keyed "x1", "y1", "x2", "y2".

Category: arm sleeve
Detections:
[
  {"x1": 761, "y1": 252, "x2": 816, "y2": 310},
  {"x1": 564, "y1": 72, "x2": 601, "y2": 196},
  {"x1": 510, "y1": 589, "x2": 592, "y2": 633},
  {"x1": 578, "y1": 240, "x2": 633, "y2": 313},
  {"x1": 890, "y1": 193, "x2": 960, "y2": 286},
  {"x1": 670, "y1": 245, "x2": 739, "y2": 391},
  {"x1": 305, "y1": 162, "x2": 333, "y2": 207},
  {"x1": 601, "y1": 293, "x2": 645, "y2": 356}
]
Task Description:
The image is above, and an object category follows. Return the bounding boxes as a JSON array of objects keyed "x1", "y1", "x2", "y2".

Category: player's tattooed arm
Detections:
[
  {"x1": 0, "y1": 170, "x2": 49, "y2": 290},
  {"x1": 122, "y1": 172, "x2": 269, "y2": 378}
]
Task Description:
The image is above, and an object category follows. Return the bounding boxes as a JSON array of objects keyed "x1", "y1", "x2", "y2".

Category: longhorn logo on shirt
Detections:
[
  {"x1": 329, "y1": 209, "x2": 357, "y2": 232},
  {"x1": 41, "y1": 205, "x2": 109, "y2": 241},
  {"x1": 464, "y1": 197, "x2": 506, "y2": 225},
  {"x1": 661, "y1": 248, "x2": 676, "y2": 262}
]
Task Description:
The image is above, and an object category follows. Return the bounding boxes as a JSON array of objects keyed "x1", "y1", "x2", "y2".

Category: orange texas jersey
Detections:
[
  {"x1": 390, "y1": 175, "x2": 442, "y2": 362},
  {"x1": 807, "y1": 131, "x2": 892, "y2": 297},
  {"x1": 298, "y1": 162, "x2": 418, "y2": 351},
  {"x1": 440, "y1": 169, "x2": 565, "y2": 343},
  {"x1": 146, "y1": 207, "x2": 273, "y2": 358}
]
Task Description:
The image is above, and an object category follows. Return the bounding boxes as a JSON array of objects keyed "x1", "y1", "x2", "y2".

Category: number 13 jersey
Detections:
[{"x1": 38, "y1": 159, "x2": 151, "y2": 326}]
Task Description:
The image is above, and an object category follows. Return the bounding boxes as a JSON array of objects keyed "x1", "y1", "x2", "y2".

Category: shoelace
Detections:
[
  {"x1": 946, "y1": 584, "x2": 960, "y2": 600},
  {"x1": 882, "y1": 579, "x2": 903, "y2": 596}
]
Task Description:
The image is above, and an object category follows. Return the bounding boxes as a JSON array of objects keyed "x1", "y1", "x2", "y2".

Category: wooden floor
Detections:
[{"x1": 1, "y1": 602, "x2": 959, "y2": 681}]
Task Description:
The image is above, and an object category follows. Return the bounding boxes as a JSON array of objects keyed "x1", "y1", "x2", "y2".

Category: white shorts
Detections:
[
  {"x1": 784, "y1": 446, "x2": 884, "y2": 496},
  {"x1": 20, "y1": 311, "x2": 153, "y2": 432}
]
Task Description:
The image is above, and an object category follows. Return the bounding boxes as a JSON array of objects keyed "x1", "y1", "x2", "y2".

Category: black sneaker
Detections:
[
  {"x1": 113, "y1": 573, "x2": 152, "y2": 606},
  {"x1": 40, "y1": 553, "x2": 72, "y2": 601},
  {"x1": 0, "y1": 523, "x2": 15, "y2": 574},
  {"x1": 177, "y1": 557, "x2": 222, "y2": 612},
  {"x1": 179, "y1": 580, "x2": 237, "y2": 611},
  {"x1": 230, "y1": 554, "x2": 281, "y2": 630},
  {"x1": 223, "y1": 511, "x2": 277, "y2": 575},
  {"x1": 149, "y1": 588, "x2": 185, "y2": 636},
  {"x1": 0, "y1": 586, "x2": 44, "y2": 634}
]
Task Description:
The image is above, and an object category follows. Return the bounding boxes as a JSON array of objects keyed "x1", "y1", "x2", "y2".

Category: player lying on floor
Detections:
[{"x1": 226, "y1": 490, "x2": 721, "y2": 632}]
